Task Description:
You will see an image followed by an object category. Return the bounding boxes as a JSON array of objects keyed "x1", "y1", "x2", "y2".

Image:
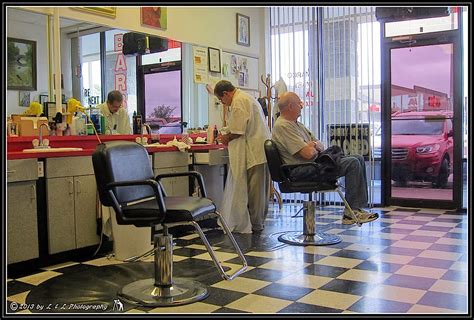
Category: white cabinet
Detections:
[
  {"x1": 45, "y1": 156, "x2": 99, "y2": 254},
  {"x1": 153, "y1": 151, "x2": 189, "y2": 196},
  {"x1": 7, "y1": 159, "x2": 39, "y2": 264},
  {"x1": 191, "y1": 148, "x2": 228, "y2": 209}
]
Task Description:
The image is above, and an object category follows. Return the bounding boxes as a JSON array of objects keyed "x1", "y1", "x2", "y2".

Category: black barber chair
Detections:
[
  {"x1": 92, "y1": 141, "x2": 247, "y2": 307},
  {"x1": 264, "y1": 139, "x2": 361, "y2": 246}
]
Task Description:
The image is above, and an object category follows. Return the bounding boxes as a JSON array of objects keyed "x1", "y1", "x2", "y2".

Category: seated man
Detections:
[{"x1": 272, "y1": 92, "x2": 379, "y2": 225}]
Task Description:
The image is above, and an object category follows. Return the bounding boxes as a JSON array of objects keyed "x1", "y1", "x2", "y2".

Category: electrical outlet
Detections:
[{"x1": 37, "y1": 161, "x2": 44, "y2": 177}]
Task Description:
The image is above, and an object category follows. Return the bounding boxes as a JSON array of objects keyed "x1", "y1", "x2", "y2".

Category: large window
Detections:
[
  {"x1": 270, "y1": 7, "x2": 382, "y2": 205},
  {"x1": 80, "y1": 33, "x2": 101, "y2": 108}
]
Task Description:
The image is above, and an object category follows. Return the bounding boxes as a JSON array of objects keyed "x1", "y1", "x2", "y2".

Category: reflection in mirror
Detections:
[
  {"x1": 7, "y1": 8, "x2": 49, "y2": 116},
  {"x1": 8, "y1": 9, "x2": 210, "y2": 131}
]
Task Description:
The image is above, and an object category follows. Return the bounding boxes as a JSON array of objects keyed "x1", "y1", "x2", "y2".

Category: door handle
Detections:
[
  {"x1": 69, "y1": 179, "x2": 74, "y2": 195},
  {"x1": 76, "y1": 180, "x2": 81, "y2": 194},
  {"x1": 31, "y1": 184, "x2": 36, "y2": 201}
]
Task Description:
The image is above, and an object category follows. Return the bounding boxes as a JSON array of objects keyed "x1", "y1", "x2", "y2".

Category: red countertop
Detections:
[{"x1": 7, "y1": 134, "x2": 226, "y2": 160}]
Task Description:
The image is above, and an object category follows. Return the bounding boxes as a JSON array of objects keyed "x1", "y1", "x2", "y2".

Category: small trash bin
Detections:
[{"x1": 106, "y1": 207, "x2": 154, "y2": 261}]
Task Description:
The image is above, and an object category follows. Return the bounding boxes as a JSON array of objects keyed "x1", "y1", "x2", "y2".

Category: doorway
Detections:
[{"x1": 380, "y1": 14, "x2": 463, "y2": 209}]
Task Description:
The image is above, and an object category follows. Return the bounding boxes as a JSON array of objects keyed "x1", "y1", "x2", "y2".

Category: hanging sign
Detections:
[{"x1": 328, "y1": 123, "x2": 370, "y2": 159}]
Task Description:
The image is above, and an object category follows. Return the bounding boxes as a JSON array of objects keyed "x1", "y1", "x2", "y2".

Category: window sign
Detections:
[{"x1": 114, "y1": 34, "x2": 128, "y2": 108}]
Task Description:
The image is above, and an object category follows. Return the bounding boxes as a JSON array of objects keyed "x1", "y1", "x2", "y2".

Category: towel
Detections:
[{"x1": 166, "y1": 139, "x2": 191, "y2": 152}]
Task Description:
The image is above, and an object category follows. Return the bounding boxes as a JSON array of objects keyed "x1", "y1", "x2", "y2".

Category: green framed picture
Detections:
[{"x1": 7, "y1": 37, "x2": 37, "y2": 91}]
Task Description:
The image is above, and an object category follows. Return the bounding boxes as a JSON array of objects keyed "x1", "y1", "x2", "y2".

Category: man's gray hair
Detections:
[
  {"x1": 214, "y1": 80, "x2": 235, "y2": 97},
  {"x1": 107, "y1": 90, "x2": 123, "y2": 104}
]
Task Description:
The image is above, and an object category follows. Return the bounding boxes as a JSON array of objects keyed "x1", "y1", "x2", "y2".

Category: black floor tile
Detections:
[
  {"x1": 7, "y1": 280, "x2": 37, "y2": 296},
  {"x1": 212, "y1": 307, "x2": 250, "y2": 313},
  {"x1": 408, "y1": 257, "x2": 455, "y2": 269},
  {"x1": 226, "y1": 255, "x2": 273, "y2": 267},
  {"x1": 204, "y1": 287, "x2": 247, "y2": 306},
  {"x1": 330, "y1": 249, "x2": 372, "y2": 260},
  {"x1": 278, "y1": 302, "x2": 342, "y2": 313},
  {"x1": 302, "y1": 264, "x2": 348, "y2": 278},
  {"x1": 383, "y1": 274, "x2": 437, "y2": 291},
  {"x1": 354, "y1": 260, "x2": 403, "y2": 273},
  {"x1": 443, "y1": 232, "x2": 466, "y2": 239},
  {"x1": 240, "y1": 268, "x2": 294, "y2": 282},
  {"x1": 253, "y1": 283, "x2": 313, "y2": 301},
  {"x1": 380, "y1": 246, "x2": 423, "y2": 256},
  {"x1": 379, "y1": 227, "x2": 414, "y2": 235},
  {"x1": 418, "y1": 226, "x2": 452, "y2": 232},
  {"x1": 441, "y1": 270, "x2": 467, "y2": 282},
  {"x1": 319, "y1": 278, "x2": 375, "y2": 296},
  {"x1": 417, "y1": 291, "x2": 468, "y2": 312},
  {"x1": 301, "y1": 253, "x2": 326, "y2": 263},
  {"x1": 172, "y1": 247, "x2": 207, "y2": 257},
  {"x1": 428, "y1": 243, "x2": 466, "y2": 253},
  {"x1": 347, "y1": 296, "x2": 412, "y2": 313}
]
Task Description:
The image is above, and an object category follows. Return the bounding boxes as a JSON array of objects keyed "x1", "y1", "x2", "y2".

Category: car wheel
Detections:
[{"x1": 433, "y1": 157, "x2": 449, "y2": 189}]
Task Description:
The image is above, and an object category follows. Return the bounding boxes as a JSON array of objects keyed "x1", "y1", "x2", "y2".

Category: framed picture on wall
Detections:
[
  {"x1": 39, "y1": 94, "x2": 49, "y2": 106},
  {"x1": 141, "y1": 7, "x2": 167, "y2": 30},
  {"x1": 236, "y1": 13, "x2": 250, "y2": 47},
  {"x1": 208, "y1": 47, "x2": 221, "y2": 73},
  {"x1": 19, "y1": 91, "x2": 31, "y2": 107},
  {"x1": 7, "y1": 37, "x2": 37, "y2": 90}
]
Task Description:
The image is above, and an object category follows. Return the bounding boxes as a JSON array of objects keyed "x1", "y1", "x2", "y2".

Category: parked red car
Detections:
[{"x1": 391, "y1": 111, "x2": 454, "y2": 188}]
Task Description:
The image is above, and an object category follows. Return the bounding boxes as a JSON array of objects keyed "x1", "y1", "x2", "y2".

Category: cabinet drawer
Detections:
[
  {"x1": 45, "y1": 156, "x2": 94, "y2": 178},
  {"x1": 7, "y1": 159, "x2": 38, "y2": 182},
  {"x1": 193, "y1": 149, "x2": 229, "y2": 165},
  {"x1": 153, "y1": 152, "x2": 188, "y2": 169}
]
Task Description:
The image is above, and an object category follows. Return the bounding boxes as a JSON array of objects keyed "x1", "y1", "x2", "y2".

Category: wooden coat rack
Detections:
[{"x1": 261, "y1": 74, "x2": 283, "y2": 209}]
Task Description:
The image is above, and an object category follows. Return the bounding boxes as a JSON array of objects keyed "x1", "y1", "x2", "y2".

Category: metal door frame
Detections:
[{"x1": 380, "y1": 15, "x2": 463, "y2": 209}]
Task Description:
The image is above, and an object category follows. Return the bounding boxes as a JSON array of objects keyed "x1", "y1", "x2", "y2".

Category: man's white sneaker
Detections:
[{"x1": 342, "y1": 209, "x2": 379, "y2": 225}]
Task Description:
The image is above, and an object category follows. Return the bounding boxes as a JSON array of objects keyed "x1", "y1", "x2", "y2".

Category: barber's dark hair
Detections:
[
  {"x1": 107, "y1": 90, "x2": 123, "y2": 104},
  {"x1": 214, "y1": 80, "x2": 235, "y2": 97}
]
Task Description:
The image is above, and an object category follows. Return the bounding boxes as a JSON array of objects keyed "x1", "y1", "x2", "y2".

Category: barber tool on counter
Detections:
[
  {"x1": 132, "y1": 111, "x2": 143, "y2": 135},
  {"x1": 180, "y1": 122, "x2": 193, "y2": 145},
  {"x1": 66, "y1": 98, "x2": 102, "y2": 143}
]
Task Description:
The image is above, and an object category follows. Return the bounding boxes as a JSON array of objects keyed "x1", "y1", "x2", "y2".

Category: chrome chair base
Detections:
[
  {"x1": 278, "y1": 232, "x2": 341, "y2": 246},
  {"x1": 119, "y1": 278, "x2": 209, "y2": 307},
  {"x1": 278, "y1": 199, "x2": 343, "y2": 246}
]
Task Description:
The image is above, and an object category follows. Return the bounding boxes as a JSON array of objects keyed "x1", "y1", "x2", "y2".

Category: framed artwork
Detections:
[
  {"x1": 19, "y1": 91, "x2": 31, "y2": 107},
  {"x1": 208, "y1": 47, "x2": 221, "y2": 73},
  {"x1": 236, "y1": 13, "x2": 250, "y2": 46},
  {"x1": 7, "y1": 38, "x2": 37, "y2": 90},
  {"x1": 39, "y1": 94, "x2": 49, "y2": 106},
  {"x1": 141, "y1": 7, "x2": 167, "y2": 30},
  {"x1": 72, "y1": 7, "x2": 116, "y2": 18}
]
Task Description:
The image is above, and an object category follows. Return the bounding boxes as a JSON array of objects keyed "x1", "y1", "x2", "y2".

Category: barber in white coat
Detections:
[{"x1": 214, "y1": 80, "x2": 271, "y2": 233}]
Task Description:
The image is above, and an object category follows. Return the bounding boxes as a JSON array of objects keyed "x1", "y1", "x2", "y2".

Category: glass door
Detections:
[{"x1": 381, "y1": 33, "x2": 463, "y2": 209}]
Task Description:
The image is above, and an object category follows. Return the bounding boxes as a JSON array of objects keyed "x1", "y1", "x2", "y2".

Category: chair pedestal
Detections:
[
  {"x1": 278, "y1": 201, "x2": 342, "y2": 246},
  {"x1": 118, "y1": 232, "x2": 209, "y2": 307}
]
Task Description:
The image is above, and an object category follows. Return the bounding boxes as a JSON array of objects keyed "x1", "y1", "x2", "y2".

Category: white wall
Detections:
[
  {"x1": 7, "y1": 9, "x2": 49, "y2": 115},
  {"x1": 24, "y1": 7, "x2": 264, "y2": 56}
]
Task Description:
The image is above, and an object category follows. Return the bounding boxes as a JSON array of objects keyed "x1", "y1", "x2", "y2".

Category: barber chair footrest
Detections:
[
  {"x1": 278, "y1": 232, "x2": 341, "y2": 246},
  {"x1": 119, "y1": 277, "x2": 209, "y2": 307}
]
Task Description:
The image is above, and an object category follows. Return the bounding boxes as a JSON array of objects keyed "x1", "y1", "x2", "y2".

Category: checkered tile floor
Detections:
[{"x1": 6, "y1": 204, "x2": 468, "y2": 314}]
